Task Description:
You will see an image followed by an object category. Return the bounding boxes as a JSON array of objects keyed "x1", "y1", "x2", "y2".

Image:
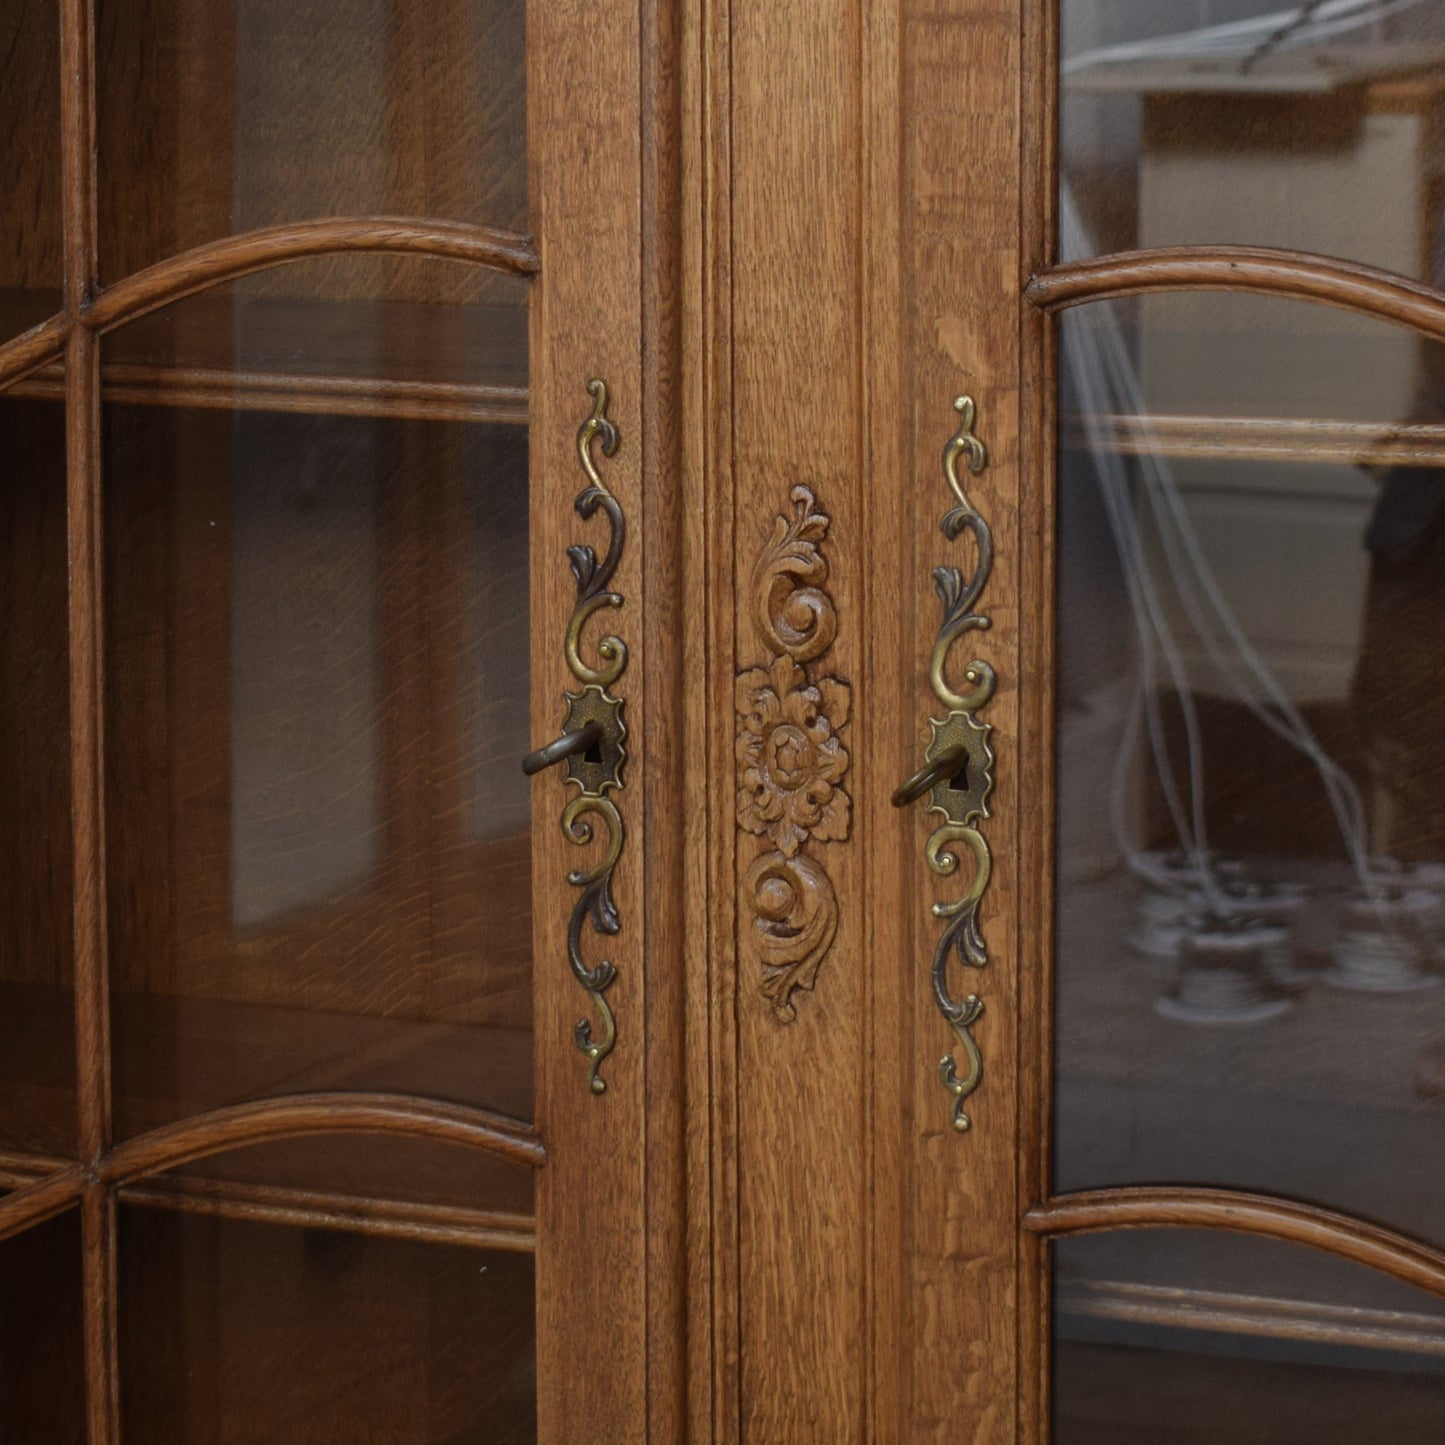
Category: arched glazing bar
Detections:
[{"x1": 0, "y1": 215, "x2": 538, "y2": 395}]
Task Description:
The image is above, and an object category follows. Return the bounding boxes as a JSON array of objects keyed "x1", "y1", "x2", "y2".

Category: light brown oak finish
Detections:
[
  {"x1": 1027, "y1": 1189, "x2": 1445, "y2": 1300},
  {"x1": 1063, "y1": 412, "x2": 1445, "y2": 468},
  {"x1": 1026, "y1": 244, "x2": 1445, "y2": 340}
]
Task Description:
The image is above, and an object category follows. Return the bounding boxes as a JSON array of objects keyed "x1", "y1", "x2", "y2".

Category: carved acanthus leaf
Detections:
[{"x1": 736, "y1": 484, "x2": 850, "y2": 1022}]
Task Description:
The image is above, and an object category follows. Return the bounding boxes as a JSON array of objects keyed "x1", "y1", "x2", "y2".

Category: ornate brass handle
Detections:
[
  {"x1": 526, "y1": 380, "x2": 629, "y2": 1095},
  {"x1": 899, "y1": 396, "x2": 997, "y2": 1133}
]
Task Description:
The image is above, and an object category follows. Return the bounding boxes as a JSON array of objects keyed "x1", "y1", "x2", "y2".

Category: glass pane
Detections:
[
  {"x1": 154, "y1": 1133, "x2": 534, "y2": 1224},
  {"x1": 118, "y1": 1206, "x2": 535, "y2": 1443},
  {"x1": 0, "y1": 0, "x2": 62, "y2": 341},
  {"x1": 0, "y1": 398, "x2": 74, "y2": 1160},
  {"x1": 1065, "y1": 292, "x2": 1445, "y2": 431},
  {"x1": 1056, "y1": 298, "x2": 1445, "y2": 1241},
  {"x1": 0, "y1": 1212, "x2": 86, "y2": 1445},
  {"x1": 1061, "y1": 2, "x2": 1445, "y2": 281},
  {"x1": 102, "y1": 261, "x2": 528, "y2": 423},
  {"x1": 103, "y1": 401, "x2": 532, "y2": 1132},
  {"x1": 96, "y1": 0, "x2": 527, "y2": 284},
  {"x1": 1054, "y1": 1231, "x2": 1445, "y2": 1445}
]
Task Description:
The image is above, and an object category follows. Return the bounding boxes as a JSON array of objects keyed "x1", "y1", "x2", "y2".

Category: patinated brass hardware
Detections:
[
  {"x1": 522, "y1": 722, "x2": 605, "y2": 777},
  {"x1": 898, "y1": 395, "x2": 997, "y2": 1133},
  {"x1": 892, "y1": 744, "x2": 968, "y2": 809},
  {"x1": 526, "y1": 379, "x2": 629, "y2": 1095}
]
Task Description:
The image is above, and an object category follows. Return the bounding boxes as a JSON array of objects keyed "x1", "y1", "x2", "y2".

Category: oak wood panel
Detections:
[
  {"x1": 1026, "y1": 245, "x2": 1445, "y2": 341},
  {"x1": 680, "y1": 0, "x2": 738, "y2": 1436},
  {"x1": 527, "y1": 0, "x2": 655, "y2": 1439},
  {"x1": 725, "y1": 2, "x2": 867, "y2": 1439},
  {"x1": 861, "y1": 3, "x2": 908, "y2": 1442},
  {"x1": 897, "y1": 2, "x2": 1025, "y2": 1442},
  {"x1": 637, "y1": 0, "x2": 691, "y2": 1437}
]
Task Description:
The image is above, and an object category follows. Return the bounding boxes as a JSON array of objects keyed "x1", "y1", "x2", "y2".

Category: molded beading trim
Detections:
[
  {"x1": 1027, "y1": 1187, "x2": 1445, "y2": 1299},
  {"x1": 1027, "y1": 245, "x2": 1445, "y2": 342}
]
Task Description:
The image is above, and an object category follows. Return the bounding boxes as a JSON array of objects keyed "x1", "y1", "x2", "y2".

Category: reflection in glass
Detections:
[
  {"x1": 0, "y1": 399, "x2": 74, "y2": 1159},
  {"x1": 228, "y1": 418, "x2": 383, "y2": 927},
  {"x1": 0, "y1": 0, "x2": 62, "y2": 341},
  {"x1": 0, "y1": 1212, "x2": 86, "y2": 1445},
  {"x1": 118, "y1": 1208, "x2": 536, "y2": 1444},
  {"x1": 1053, "y1": 1232, "x2": 1445, "y2": 1444},
  {"x1": 97, "y1": 0, "x2": 527, "y2": 287},
  {"x1": 1055, "y1": 292, "x2": 1445, "y2": 1238},
  {"x1": 104, "y1": 404, "x2": 532, "y2": 1132},
  {"x1": 1061, "y1": 1, "x2": 1445, "y2": 280}
]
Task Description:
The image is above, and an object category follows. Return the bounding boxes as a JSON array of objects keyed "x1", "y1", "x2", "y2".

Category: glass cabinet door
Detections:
[
  {"x1": 0, "y1": 1, "x2": 657, "y2": 1440},
  {"x1": 1044, "y1": 6, "x2": 1445, "y2": 1440}
]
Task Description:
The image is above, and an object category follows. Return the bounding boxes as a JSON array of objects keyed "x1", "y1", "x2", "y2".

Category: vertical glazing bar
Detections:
[
  {"x1": 60, "y1": 0, "x2": 119, "y2": 1437},
  {"x1": 1017, "y1": 0, "x2": 1060, "y2": 1436},
  {"x1": 80, "y1": 1179, "x2": 121, "y2": 1439}
]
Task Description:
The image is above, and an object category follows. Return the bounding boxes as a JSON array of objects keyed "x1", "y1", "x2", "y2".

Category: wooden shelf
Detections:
[
  {"x1": 0, "y1": 982, "x2": 536, "y2": 1249},
  {"x1": 1, "y1": 291, "x2": 528, "y2": 423},
  {"x1": 121, "y1": 1173, "x2": 533, "y2": 1252},
  {"x1": 1058, "y1": 1278, "x2": 1445, "y2": 1359},
  {"x1": 1063, "y1": 413, "x2": 1445, "y2": 469}
]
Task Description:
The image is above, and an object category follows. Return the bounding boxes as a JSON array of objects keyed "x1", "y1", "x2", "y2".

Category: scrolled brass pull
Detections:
[
  {"x1": 522, "y1": 723, "x2": 605, "y2": 777},
  {"x1": 531, "y1": 380, "x2": 630, "y2": 1095},
  {"x1": 892, "y1": 745, "x2": 969, "y2": 809},
  {"x1": 901, "y1": 396, "x2": 998, "y2": 1134}
]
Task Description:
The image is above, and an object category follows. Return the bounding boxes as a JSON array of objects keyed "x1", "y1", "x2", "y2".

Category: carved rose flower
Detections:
[{"x1": 736, "y1": 654, "x2": 851, "y2": 857}]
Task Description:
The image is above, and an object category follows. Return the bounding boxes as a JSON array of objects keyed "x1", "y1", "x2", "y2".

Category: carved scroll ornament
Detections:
[{"x1": 736, "y1": 486, "x2": 851, "y2": 1022}]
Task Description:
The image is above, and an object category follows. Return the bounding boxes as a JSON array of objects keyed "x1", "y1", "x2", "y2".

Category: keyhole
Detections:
[
  {"x1": 583, "y1": 736, "x2": 604, "y2": 767},
  {"x1": 945, "y1": 757, "x2": 968, "y2": 792}
]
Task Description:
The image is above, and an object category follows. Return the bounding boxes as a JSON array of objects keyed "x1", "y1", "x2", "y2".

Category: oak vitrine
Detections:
[{"x1": 6, "y1": 0, "x2": 1445, "y2": 1442}]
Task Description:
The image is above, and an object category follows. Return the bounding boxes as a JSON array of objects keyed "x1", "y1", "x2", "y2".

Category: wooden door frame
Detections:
[{"x1": 528, "y1": 0, "x2": 689, "y2": 1440}]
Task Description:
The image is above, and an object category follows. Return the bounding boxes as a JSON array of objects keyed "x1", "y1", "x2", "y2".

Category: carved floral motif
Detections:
[
  {"x1": 736, "y1": 486, "x2": 851, "y2": 1022},
  {"x1": 736, "y1": 655, "x2": 850, "y2": 857}
]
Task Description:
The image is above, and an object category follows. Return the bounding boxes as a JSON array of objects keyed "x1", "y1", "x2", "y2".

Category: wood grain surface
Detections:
[
  {"x1": 1028, "y1": 1188, "x2": 1445, "y2": 1300},
  {"x1": 725, "y1": 3, "x2": 869, "y2": 1438},
  {"x1": 527, "y1": 0, "x2": 672, "y2": 1438},
  {"x1": 1027, "y1": 244, "x2": 1445, "y2": 340}
]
